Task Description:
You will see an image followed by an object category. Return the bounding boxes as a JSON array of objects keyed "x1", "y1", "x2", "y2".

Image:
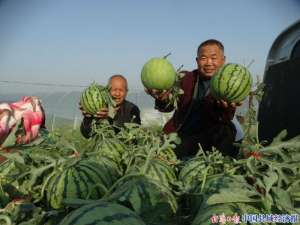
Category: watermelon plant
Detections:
[
  {"x1": 210, "y1": 63, "x2": 253, "y2": 103},
  {"x1": 1, "y1": 79, "x2": 300, "y2": 225},
  {"x1": 84, "y1": 121, "x2": 127, "y2": 167}
]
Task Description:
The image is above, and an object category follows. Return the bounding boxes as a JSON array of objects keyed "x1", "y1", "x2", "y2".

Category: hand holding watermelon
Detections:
[
  {"x1": 215, "y1": 99, "x2": 243, "y2": 108},
  {"x1": 145, "y1": 88, "x2": 171, "y2": 102},
  {"x1": 79, "y1": 104, "x2": 109, "y2": 118},
  {"x1": 210, "y1": 63, "x2": 253, "y2": 103}
]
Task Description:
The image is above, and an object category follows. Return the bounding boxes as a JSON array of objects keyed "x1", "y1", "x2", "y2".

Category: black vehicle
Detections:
[{"x1": 258, "y1": 19, "x2": 300, "y2": 143}]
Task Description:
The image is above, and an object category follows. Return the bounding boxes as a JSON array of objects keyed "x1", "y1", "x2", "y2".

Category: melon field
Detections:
[{"x1": 0, "y1": 89, "x2": 300, "y2": 225}]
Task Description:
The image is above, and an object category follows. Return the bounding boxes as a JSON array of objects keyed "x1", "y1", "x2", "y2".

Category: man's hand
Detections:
[
  {"x1": 79, "y1": 104, "x2": 109, "y2": 118},
  {"x1": 216, "y1": 99, "x2": 243, "y2": 108},
  {"x1": 145, "y1": 88, "x2": 171, "y2": 102}
]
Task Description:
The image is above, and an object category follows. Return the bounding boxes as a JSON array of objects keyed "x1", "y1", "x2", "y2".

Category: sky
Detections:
[{"x1": 0, "y1": 0, "x2": 299, "y2": 93}]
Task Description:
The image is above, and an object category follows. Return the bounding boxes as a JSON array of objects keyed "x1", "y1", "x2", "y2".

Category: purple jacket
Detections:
[{"x1": 155, "y1": 69, "x2": 236, "y2": 134}]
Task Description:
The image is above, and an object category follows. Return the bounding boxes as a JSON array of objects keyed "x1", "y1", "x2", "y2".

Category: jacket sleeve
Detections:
[
  {"x1": 154, "y1": 99, "x2": 175, "y2": 112},
  {"x1": 130, "y1": 106, "x2": 141, "y2": 125},
  {"x1": 80, "y1": 117, "x2": 94, "y2": 138}
]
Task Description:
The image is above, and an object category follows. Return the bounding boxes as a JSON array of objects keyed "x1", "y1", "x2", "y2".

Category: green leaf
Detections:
[
  {"x1": 271, "y1": 130, "x2": 288, "y2": 144},
  {"x1": 0, "y1": 152, "x2": 25, "y2": 164},
  {"x1": 273, "y1": 187, "x2": 294, "y2": 213},
  {"x1": 207, "y1": 188, "x2": 260, "y2": 205},
  {"x1": 1, "y1": 120, "x2": 23, "y2": 148},
  {"x1": 263, "y1": 171, "x2": 278, "y2": 193}
]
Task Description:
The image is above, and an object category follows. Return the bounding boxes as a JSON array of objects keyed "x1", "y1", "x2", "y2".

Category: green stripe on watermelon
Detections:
[
  {"x1": 91, "y1": 89, "x2": 101, "y2": 112},
  {"x1": 228, "y1": 69, "x2": 252, "y2": 102},
  {"x1": 84, "y1": 88, "x2": 96, "y2": 113},
  {"x1": 76, "y1": 167, "x2": 102, "y2": 198},
  {"x1": 79, "y1": 163, "x2": 111, "y2": 188},
  {"x1": 72, "y1": 168, "x2": 84, "y2": 199},
  {"x1": 225, "y1": 66, "x2": 248, "y2": 101},
  {"x1": 223, "y1": 64, "x2": 241, "y2": 98},
  {"x1": 76, "y1": 168, "x2": 91, "y2": 198},
  {"x1": 82, "y1": 90, "x2": 95, "y2": 113},
  {"x1": 48, "y1": 171, "x2": 63, "y2": 208},
  {"x1": 216, "y1": 63, "x2": 230, "y2": 99}
]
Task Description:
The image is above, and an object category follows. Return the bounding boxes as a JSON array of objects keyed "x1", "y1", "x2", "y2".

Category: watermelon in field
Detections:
[
  {"x1": 80, "y1": 82, "x2": 115, "y2": 114},
  {"x1": 210, "y1": 63, "x2": 253, "y2": 103},
  {"x1": 86, "y1": 138, "x2": 127, "y2": 166},
  {"x1": 59, "y1": 201, "x2": 146, "y2": 225},
  {"x1": 178, "y1": 150, "x2": 234, "y2": 190},
  {"x1": 127, "y1": 157, "x2": 177, "y2": 188},
  {"x1": 141, "y1": 57, "x2": 176, "y2": 90},
  {"x1": 108, "y1": 175, "x2": 177, "y2": 225},
  {"x1": 44, "y1": 159, "x2": 120, "y2": 209}
]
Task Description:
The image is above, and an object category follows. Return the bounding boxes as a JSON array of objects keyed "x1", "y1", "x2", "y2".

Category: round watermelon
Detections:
[
  {"x1": 80, "y1": 82, "x2": 112, "y2": 114},
  {"x1": 45, "y1": 160, "x2": 119, "y2": 209},
  {"x1": 141, "y1": 57, "x2": 176, "y2": 90},
  {"x1": 210, "y1": 63, "x2": 253, "y2": 103},
  {"x1": 59, "y1": 201, "x2": 146, "y2": 225}
]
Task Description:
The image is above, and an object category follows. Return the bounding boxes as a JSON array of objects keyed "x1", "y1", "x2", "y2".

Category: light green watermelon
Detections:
[
  {"x1": 210, "y1": 63, "x2": 253, "y2": 103},
  {"x1": 141, "y1": 57, "x2": 176, "y2": 90}
]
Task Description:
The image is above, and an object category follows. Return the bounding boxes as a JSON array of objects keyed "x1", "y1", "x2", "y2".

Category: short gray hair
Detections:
[{"x1": 108, "y1": 74, "x2": 128, "y2": 91}]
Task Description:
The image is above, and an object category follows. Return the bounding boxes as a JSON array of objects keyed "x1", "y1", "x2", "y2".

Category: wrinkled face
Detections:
[
  {"x1": 109, "y1": 77, "x2": 127, "y2": 106},
  {"x1": 196, "y1": 44, "x2": 225, "y2": 78}
]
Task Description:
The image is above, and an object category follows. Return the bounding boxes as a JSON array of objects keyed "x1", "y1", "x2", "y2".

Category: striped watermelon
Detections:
[
  {"x1": 45, "y1": 159, "x2": 120, "y2": 209},
  {"x1": 80, "y1": 82, "x2": 115, "y2": 114},
  {"x1": 141, "y1": 57, "x2": 176, "y2": 90},
  {"x1": 210, "y1": 63, "x2": 253, "y2": 103},
  {"x1": 59, "y1": 201, "x2": 146, "y2": 225},
  {"x1": 178, "y1": 151, "x2": 236, "y2": 217},
  {"x1": 178, "y1": 150, "x2": 232, "y2": 190},
  {"x1": 87, "y1": 138, "x2": 127, "y2": 166},
  {"x1": 128, "y1": 158, "x2": 177, "y2": 187}
]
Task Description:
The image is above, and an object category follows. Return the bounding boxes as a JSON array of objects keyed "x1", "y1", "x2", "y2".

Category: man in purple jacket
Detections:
[{"x1": 146, "y1": 39, "x2": 241, "y2": 158}]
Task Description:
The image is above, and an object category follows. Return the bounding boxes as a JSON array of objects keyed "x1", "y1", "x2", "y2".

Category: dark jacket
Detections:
[
  {"x1": 80, "y1": 100, "x2": 141, "y2": 138},
  {"x1": 155, "y1": 69, "x2": 236, "y2": 134}
]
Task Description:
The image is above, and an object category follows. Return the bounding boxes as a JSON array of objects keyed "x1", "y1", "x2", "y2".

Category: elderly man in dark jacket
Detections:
[
  {"x1": 80, "y1": 74, "x2": 141, "y2": 138},
  {"x1": 147, "y1": 39, "x2": 241, "y2": 158}
]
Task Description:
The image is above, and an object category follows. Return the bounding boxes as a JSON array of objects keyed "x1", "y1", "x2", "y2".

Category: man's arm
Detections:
[
  {"x1": 145, "y1": 89, "x2": 175, "y2": 113},
  {"x1": 204, "y1": 95, "x2": 237, "y2": 122},
  {"x1": 154, "y1": 99, "x2": 175, "y2": 112},
  {"x1": 80, "y1": 117, "x2": 94, "y2": 138}
]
